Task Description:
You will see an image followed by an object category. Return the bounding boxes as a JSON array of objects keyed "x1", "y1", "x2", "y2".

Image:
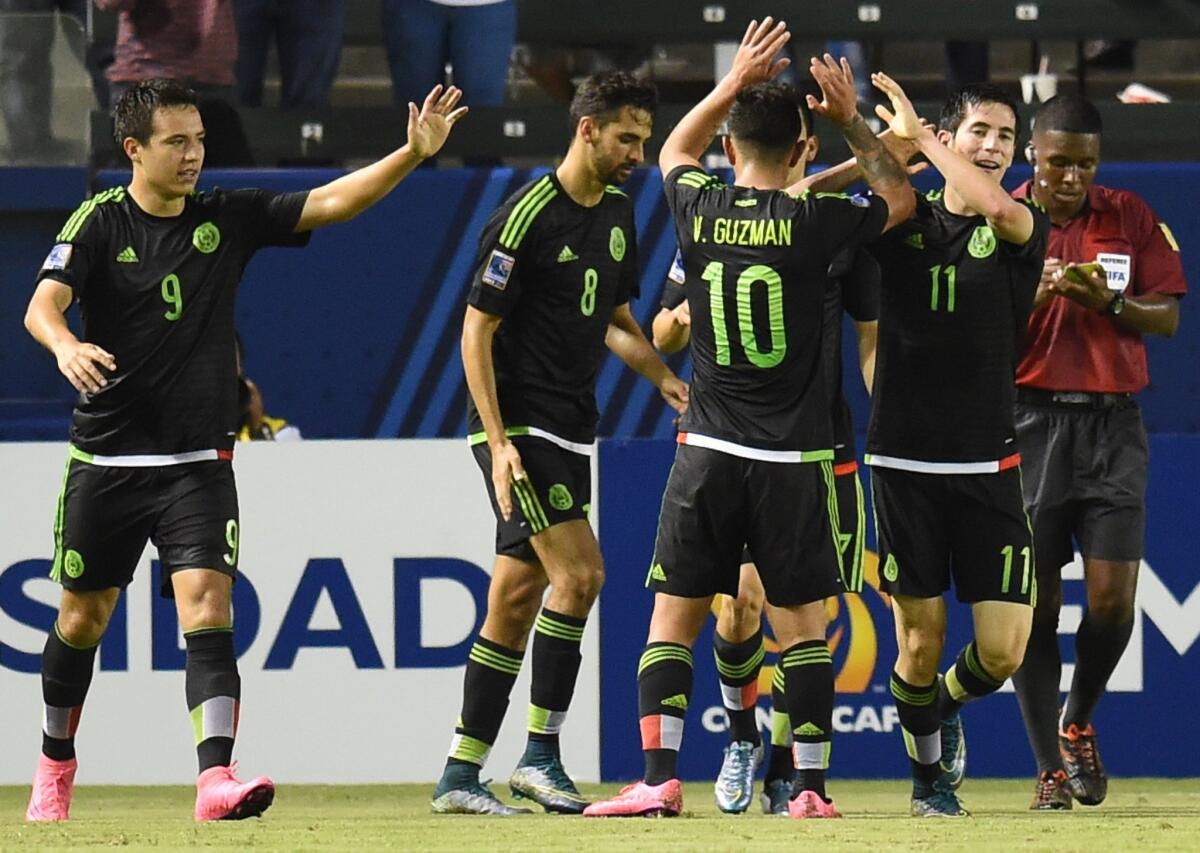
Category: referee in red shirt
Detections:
[{"x1": 1010, "y1": 95, "x2": 1187, "y2": 810}]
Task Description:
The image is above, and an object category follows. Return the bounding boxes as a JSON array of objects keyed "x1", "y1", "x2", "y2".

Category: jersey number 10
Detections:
[{"x1": 701, "y1": 261, "x2": 786, "y2": 368}]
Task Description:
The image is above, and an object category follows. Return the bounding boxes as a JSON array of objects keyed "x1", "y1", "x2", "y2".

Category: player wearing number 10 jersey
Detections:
[
  {"x1": 23, "y1": 78, "x2": 467, "y2": 823},
  {"x1": 584, "y1": 21, "x2": 913, "y2": 820}
]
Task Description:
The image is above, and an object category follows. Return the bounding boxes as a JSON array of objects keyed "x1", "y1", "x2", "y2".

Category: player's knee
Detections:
[
  {"x1": 729, "y1": 587, "x2": 765, "y2": 628},
  {"x1": 897, "y1": 629, "x2": 942, "y2": 679},
  {"x1": 1087, "y1": 588, "x2": 1136, "y2": 625},
  {"x1": 562, "y1": 564, "x2": 604, "y2": 611},
  {"x1": 55, "y1": 609, "x2": 107, "y2": 647},
  {"x1": 976, "y1": 636, "x2": 1028, "y2": 681}
]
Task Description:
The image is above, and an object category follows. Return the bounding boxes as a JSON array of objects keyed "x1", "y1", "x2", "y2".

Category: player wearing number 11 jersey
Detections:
[
  {"x1": 866, "y1": 76, "x2": 1051, "y2": 817},
  {"x1": 585, "y1": 21, "x2": 913, "y2": 820}
]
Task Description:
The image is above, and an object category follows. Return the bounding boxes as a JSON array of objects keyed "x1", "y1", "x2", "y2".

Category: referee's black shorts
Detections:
[{"x1": 1015, "y1": 389, "x2": 1147, "y2": 575}]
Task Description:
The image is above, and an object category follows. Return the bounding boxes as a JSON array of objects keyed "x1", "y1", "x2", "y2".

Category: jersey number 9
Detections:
[
  {"x1": 161, "y1": 273, "x2": 184, "y2": 321},
  {"x1": 701, "y1": 261, "x2": 786, "y2": 368}
]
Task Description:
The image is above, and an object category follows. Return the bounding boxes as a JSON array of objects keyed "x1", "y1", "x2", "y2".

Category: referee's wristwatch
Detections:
[{"x1": 1106, "y1": 291, "x2": 1126, "y2": 316}]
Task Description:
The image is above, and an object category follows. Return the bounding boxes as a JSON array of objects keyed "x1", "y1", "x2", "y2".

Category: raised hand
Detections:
[
  {"x1": 871, "y1": 72, "x2": 927, "y2": 141},
  {"x1": 407, "y1": 85, "x2": 469, "y2": 160},
  {"x1": 727, "y1": 17, "x2": 791, "y2": 90},
  {"x1": 807, "y1": 53, "x2": 860, "y2": 128}
]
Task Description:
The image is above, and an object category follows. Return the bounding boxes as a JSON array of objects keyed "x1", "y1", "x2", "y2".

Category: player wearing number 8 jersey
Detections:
[
  {"x1": 437, "y1": 72, "x2": 688, "y2": 817},
  {"x1": 866, "y1": 76, "x2": 1051, "y2": 817},
  {"x1": 585, "y1": 20, "x2": 913, "y2": 820},
  {"x1": 23, "y1": 78, "x2": 468, "y2": 823}
]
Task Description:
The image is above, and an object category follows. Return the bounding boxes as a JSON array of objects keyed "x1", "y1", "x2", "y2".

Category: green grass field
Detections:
[{"x1": 3, "y1": 780, "x2": 1199, "y2": 852}]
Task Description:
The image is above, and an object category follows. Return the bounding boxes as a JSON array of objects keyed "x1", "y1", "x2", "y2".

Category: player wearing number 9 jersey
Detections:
[
  {"x1": 23, "y1": 77, "x2": 468, "y2": 823},
  {"x1": 584, "y1": 21, "x2": 913, "y2": 821}
]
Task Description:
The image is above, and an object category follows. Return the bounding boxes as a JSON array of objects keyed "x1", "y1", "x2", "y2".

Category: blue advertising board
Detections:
[{"x1": 598, "y1": 436, "x2": 1200, "y2": 781}]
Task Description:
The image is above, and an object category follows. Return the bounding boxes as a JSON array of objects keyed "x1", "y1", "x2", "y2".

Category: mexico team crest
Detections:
[
  {"x1": 609, "y1": 226, "x2": 626, "y2": 262},
  {"x1": 968, "y1": 225, "x2": 996, "y2": 259},
  {"x1": 193, "y1": 222, "x2": 221, "y2": 254}
]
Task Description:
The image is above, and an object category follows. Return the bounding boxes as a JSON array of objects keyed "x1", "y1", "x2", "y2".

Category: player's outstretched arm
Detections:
[
  {"x1": 295, "y1": 85, "x2": 468, "y2": 231},
  {"x1": 659, "y1": 17, "x2": 790, "y2": 175},
  {"x1": 807, "y1": 55, "x2": 913, "y2": 229},
  {"x1": 607, "y1": 303, "x2": 689, "y2": 413},
  {"x1": 651, "y1": 301, "x2": 691, "y2": 354},
  {"x1": 872, "y1": 72, "x2": 1032, "y2": 244},
  {"x1": 25, "y1": 279, "x2": 116, "y2": 394},
  {"x1": 461, "y1": 305, "x2": 525, "y2": 521}
]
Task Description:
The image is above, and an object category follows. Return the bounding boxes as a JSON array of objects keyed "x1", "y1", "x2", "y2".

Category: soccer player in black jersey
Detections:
[
  {"x1": 585, "y1": 19, "x2": 913, "y2": 819},
  {"x1": 432, "y1": 72, "x2": 689, "y2": 816},
  {"x1": 866, "y1": 74, "x2": 1051, "y2": 816},
  {"x1": 652, "y1": 101, "x2": 883, "y2": 813},
  {"x1": 22, "y1": 78, "x2": 467, "y2": 823}
]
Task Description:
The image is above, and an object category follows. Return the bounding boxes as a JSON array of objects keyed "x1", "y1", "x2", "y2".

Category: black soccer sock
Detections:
[
  {"x1": 526, "y1": 608, "x2": 587, "y2": 755},
  {"x1": 890, "y1": 671, "x2": 941, "y2": 791},
  {"x1": 1012, "y1": 613, "x2": 1065, "y2": 773},
  {"x1": 1062, "y1": 612, "x2": 1135, "y2": 728},
  {"x1": 40, "y1": 623, "x2": 98, "y2": 762},
  {"x1": 780, "y1": 641, "x2": 833, "y2": 800},
  {"x1": 765, "y1": 665, "x2": 795, "y2": 784},
  {"x1": 446, "y1": 637, "x2": 525, "y2": 772},
  {"x1": 184, "y1": 628, "x2": 240, "y2": 773},
  {"x1": 713, "y1": 628, "x2": 764, "y2": 746},
  {"x1": 638, "y1": 642, "x2": 693, "y2": 786},
  {"x1": 939, "y1": 641, "x2": 1005, "y2": 719}
]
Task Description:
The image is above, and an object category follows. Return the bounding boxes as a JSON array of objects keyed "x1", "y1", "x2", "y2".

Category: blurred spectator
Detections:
[
  {"x1": 98, "y1": 0, "x2": 252, "y2": 165},
  {"x1": 381, "y1": 0, "x2": 514, "y2": 108},
  {"x1": 233, "y1": 0, "x2": 345, "y2": 109},
  {"x1": 0, "y1": 0, "x2": 102, "y2": 163},
  {"x1": 235, "y1": 334, "x2": 301, "y2": 441}
]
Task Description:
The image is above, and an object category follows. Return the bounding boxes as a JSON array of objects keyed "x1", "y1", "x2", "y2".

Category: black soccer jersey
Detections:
[
  {"x1": 466, "y1": 172, "x2": 639, "y2": 446},
  {"x1": 867, "y1": 189, "x2": 1050, "y2": 467},
  {"x1": 37, "y1": 185, "x2": 310, "y2": 456},
  {"x1": 661, "y1": 245, "x2": 879, "y2": 462},
  {"x1": 824, "y1": 249, "x2": 880, "y2": 463},
  {"x1": 662, "y1": 165, "x2": 888, "y2": 456}
]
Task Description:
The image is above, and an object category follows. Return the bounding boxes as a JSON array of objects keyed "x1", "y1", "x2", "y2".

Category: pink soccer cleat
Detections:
[
  {"x1": 582, "y1": 779, "x2": 683, "y2": 817},
  {"x1": 194, "y1": 762, "x2": 275, "y2": 821},
  {"x1": 788, "y1": 789, "x2": 842, "y2": 819},
  {"x1": 26, "y1": 754, "x2": 77, "y2": 822}
]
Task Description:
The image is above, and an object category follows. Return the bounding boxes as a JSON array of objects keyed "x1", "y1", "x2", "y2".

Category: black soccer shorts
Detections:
[
  {"x1": 871, "y1": 464, "x2": 1036, "y2": 605},
  {"x1": 741, "y1": 460, "x2": 867, "y2": 594},
  {"x1": 649, "y1": 443, "x2": 844, "y2": 607},
  {"x1": 51, "y1": 449, "x2": 240, "y2": 598},
  {"x1": 471, "y1": 434, "x2": 592, "y2": 560},
  {"x1": 1015, "y1": 397, "x2": 1147, "y2": 574}
]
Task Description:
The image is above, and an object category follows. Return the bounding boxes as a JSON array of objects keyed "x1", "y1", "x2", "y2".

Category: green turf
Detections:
[{"x1": 3, "y1": 780, "x2": 1200, "y2": 851}]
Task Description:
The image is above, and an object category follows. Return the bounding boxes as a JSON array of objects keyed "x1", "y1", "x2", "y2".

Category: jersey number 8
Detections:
[{"x1": 701, "y1": 261, "x2": 786, "y2": 368}]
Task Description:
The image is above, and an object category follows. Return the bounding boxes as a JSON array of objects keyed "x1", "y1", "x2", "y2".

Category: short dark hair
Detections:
[
  {"x1": 939, "y1": 83, "x2": 1021, "y2": 137},
  {"x1": 113, "y1": 79, "x2": 198, "y2": 146},
  {"x1": 1032, "y1": 95, "x2": 1103, "y2": 136},
  {"x1": 728, "y1": 83, "x2": 803, "y2": 156},
  {"x1": 568, "y1": 72, "x2": 658, "y2": 132}
]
